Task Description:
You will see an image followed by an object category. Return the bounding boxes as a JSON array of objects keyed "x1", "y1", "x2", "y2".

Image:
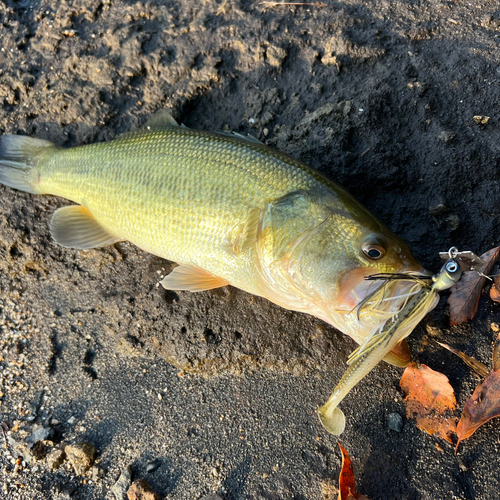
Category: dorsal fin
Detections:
[
  {"x1": 216, "y1": 130, "x2": 264, "y2": 145},
  {"x1": 142, "y1": 110, "x2": 179, "y2": 131}
]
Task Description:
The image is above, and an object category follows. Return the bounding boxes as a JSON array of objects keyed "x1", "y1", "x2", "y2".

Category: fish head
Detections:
[{"x1": 283, "y1": 209, "x2": 429, "y2": 344}]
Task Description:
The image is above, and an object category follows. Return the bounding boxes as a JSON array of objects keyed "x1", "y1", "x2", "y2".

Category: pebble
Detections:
[
  {"x1": 65, "y1": 442, "x2": 97, "y2": 475},
  {"x1": 266, "y1": 45, "x2": 287, "y2": 67},
  {"x1": 473, "y1": 115, "x2": 490, "y2": 125},
  {"x1": 111, "y1": 465, "x2": 132, "y2": 500},
  {"x1": 26, "y1": 424, "x2": 52, "y2": 446},
  {"x1": 46, "y1": 448, "x2": 66, "y2": 470},
  {"x1": 126, "y1": 479, "x2": 161, "y2": 500},
  {"x1": 428, "y1": 202, "x2": 449, "y2": 216},
  {"x1": 146, "y1": 458, "x2": 162, "y2": 473},
  {"x1": 438, "y1": 130, "x2": 455, "y2": 143},
  {"x1": 388, "y1": 413, "x2": 404, "y2": 432},
  {"x1": 447, "y1": 214, "x2": 461, "y2": 231}
]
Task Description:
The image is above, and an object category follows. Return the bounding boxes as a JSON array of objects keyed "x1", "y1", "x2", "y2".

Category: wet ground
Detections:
[{"x1": 0, "y1": 0, "x2": 500, "y2": 499}]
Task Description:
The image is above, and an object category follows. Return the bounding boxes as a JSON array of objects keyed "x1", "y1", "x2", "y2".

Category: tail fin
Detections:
[{"x1": 0, "y1": 135, "x2": 55, "y2": 194}]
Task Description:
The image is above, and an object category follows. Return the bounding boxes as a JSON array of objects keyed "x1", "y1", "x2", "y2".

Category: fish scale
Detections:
[{"x1": 35, "y1": 128, "x2": 337, "y2": 288}]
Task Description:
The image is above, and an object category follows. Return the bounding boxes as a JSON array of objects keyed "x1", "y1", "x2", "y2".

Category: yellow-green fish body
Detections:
[{"x1": 0, "y1": 111, "x2": 427, "y2": 375}]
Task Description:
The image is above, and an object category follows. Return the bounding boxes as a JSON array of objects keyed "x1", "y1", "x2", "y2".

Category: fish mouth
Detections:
[{"x1": 333, "y1": 266, "x2": 434, "y2": 347}]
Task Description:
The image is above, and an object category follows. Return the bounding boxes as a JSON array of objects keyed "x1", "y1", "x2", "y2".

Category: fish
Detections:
[
  {"x1": 1, "y1": 110, "x2": 430, "y2": 409},
  {"x1": 317, "y1": 257, "x2": 463, "y2": 435}
]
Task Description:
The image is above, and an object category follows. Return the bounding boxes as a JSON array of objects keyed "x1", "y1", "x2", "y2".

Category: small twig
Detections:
[{"x1": 259, "y1": 1, "x2": 328, "y2": 7}]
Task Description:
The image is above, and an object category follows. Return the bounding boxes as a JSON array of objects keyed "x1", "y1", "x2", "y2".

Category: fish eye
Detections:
[{"x1": 361, "y1": 240, "x2": 386, "y2": 260}]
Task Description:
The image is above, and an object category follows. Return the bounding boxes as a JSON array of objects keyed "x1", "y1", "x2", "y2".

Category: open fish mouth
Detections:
[
  {"x1": 348, "y1": 272, "x2": 436, "y2": 365},
  {"x1": 354, "y1": 271, "x2": 432, "y2": 322}
]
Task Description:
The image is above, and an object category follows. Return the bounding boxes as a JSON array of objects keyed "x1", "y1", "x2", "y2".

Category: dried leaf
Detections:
[
  {"x1": 491, "y1": 274, "x2": 500, "y2": 303},
  {"x1": 456, "y1": 370, "x2": 500, "y2": 451},
  {"x1": 437, "y1": 342, "x2": 489, "y2": 378},
  {"x1": 338, "y1": 443, "x2": 356, "y2": 500},
  {"x1": 493, "y1": 333, "x2": 500, "y2": 372},
  {"x1": 448, "y1": 246, "x2": 500, "y2": 325},
  {"x1": 337, "y1": 444, "x2": 370, "y2": 500},
  {"x1": 415, "y1": 415, "x2": 457, "y2": 444},
  {"x1": 401, "y1": 362, "x2": 456, "y2": 412},
  {"x1": 400, "y1": 362, "x2": 457, "y2": 442}
]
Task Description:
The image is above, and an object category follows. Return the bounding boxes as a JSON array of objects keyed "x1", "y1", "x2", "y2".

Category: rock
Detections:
[
  {"x1": 266, "y1": 45, "x2": 287, "y2": 67},
  {"x1": 447, "y1": 214, "x2": 460, "y2": 231},
  {"x1": 26, "y1": 424, "x2": 52, "y2": 445},
  {"x1": 388, "y1": 413, "x2": 404, "y2": 432},
  {"x1": 473, "y1": 115, "x2": 490, "y2": 125},
  {"x1": 6, "y1": 431, "x2": 35, "y2": 464},
  {"x1": 46, "y1": 448, "x2": 66, "y2": 469},
  {"x1": 428, "y1": 202, "x2": 449, "y2": 216},
  {"x1": 111, "y1": 465, "x2": 132, "y2": 500},
  {"x1": 92, "y1": 465, "x2": 106, "y2": 480},
  {"x1": 146, "y1": 458, "x2": 162, "y2": 473},
  {"x1": 438, "y1": 131, "x2": 455, "y2": 143},
  {"x1": 127, "y1": 479, "x2": 161, "y2": 500},
  {"x1": 65, "y1": 442, "x2": 97, "y2": 475}
]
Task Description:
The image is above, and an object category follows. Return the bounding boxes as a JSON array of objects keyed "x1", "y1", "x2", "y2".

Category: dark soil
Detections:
[{"x1": 1, "y1": 1, "x2": 499, "y2": 499}]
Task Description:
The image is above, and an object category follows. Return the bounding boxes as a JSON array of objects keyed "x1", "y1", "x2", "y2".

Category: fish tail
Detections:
[{"x1": 0, "y1": 135, "x2": 55, "y2": 194}]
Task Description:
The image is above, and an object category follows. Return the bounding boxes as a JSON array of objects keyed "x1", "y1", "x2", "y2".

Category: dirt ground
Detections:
[{"x1": 1, "y1": 0, "x2": 499, "y2": 499}]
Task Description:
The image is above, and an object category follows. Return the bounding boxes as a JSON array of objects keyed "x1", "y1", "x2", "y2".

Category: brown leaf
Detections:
[
  {"x1": 437, "y1": 342, "x2": 489, "y2": 378},
  {"x1": 400, "y1": 362, "x2": 457, "y2": 442},
  {"x1": 401, "y1": 362, "x2": 456, "y2": 412},
  {"x1": 448, "y1": 246, "x2": 500, "y2": 325},
  {"x1": 456, "y1": 370, "x2": 500, "y2": 452},
  {"x1": 415, "y1": 415, "x2": 456, "y2": 444},
  {"x1": 338, "y1": 443, "x2": 356, "y2": 500},
  {"x1": 491, "y1": 274, "x2": 500, "y2": 303},
  {"x1": 337, "y1": 444, "x2": 371, "y2": 500},
  {"x1": 493, "y1": 332, "x2": 500, "y2": 372}
]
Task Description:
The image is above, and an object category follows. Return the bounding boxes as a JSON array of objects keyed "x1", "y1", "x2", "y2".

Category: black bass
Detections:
[{"x1": 0, "y1": 110, "x2": 435, "y2": 419}]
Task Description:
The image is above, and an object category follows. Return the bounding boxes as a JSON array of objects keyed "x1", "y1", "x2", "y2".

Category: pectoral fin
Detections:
[
  {"x1": 161, "y1": 264, "x2": 229, "y2": 292},
  {"x1": 231, "y1": 206, "x2": 261, "y2": 255},
  {"x1": 50, "y1": 205, "x2": 122, "y2": 249}
]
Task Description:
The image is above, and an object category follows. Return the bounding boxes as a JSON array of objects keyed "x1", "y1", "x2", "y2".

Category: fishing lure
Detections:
[{"x1": 317, "y1": 248, "x2": 468, "y2": 435}]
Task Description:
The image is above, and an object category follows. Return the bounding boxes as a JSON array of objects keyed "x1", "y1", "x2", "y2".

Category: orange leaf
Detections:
[
  {"x1": 491, "y1": 274, "x2": 500, "y2": 303},
  {"x1": 401, "y1": 362, "x2": 456, "y2": 412},
  {"x1": 338, "y1": 443, "x2": 356, "y2": 500},
  {"x1": 456, "y1": 369, "x2": 500, "y2": 451},
  {"x1": 415, "y1": 415, "x2": 456, "y2": 444},
  {"x1": 400, "y1": 362, "x2": 457, "y2": 442},
  {"x1": 337, "y1": 443, "x2": 371, "y2": 500},
  {"x1": 448, "y1": 246, "x2": 500, "y2": 325}
]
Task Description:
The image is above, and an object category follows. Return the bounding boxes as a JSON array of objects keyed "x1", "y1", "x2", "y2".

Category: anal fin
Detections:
[
  {"x1": 161, "y1": 264, "x2": 229, "y2": 292},
  {"x1": 50, "y1": 205, "x2": 122, "y2": 249}
]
